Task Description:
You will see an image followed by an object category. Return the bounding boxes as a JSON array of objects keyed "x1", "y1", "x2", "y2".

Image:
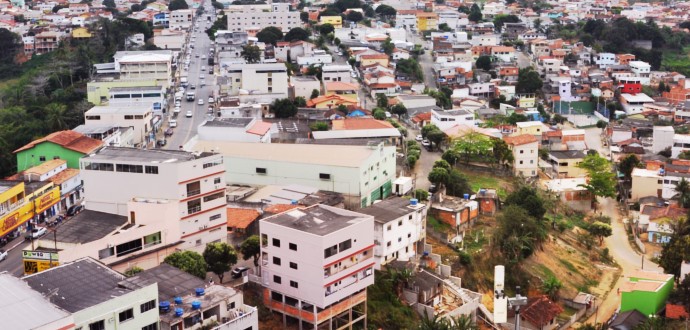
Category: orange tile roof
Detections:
[
  {"x1": 666, "y1": 304, "x2": 689, "y2": 319},
  {"x1": 14, "y1": 130, "x2": 103, "y2": 154},
  {"x1": 24, "y1": 159, "x2": 67, "y2": 176},
  {"x1": 504, "y1": 134, "x2": 538, "y2": 146},
  {"x1": 368, "y1": 83, "x2": 397, "y2": 89},
  {"x1": 325, "y1": 81, "x2": 359, "y2": 91},
  {"x1": 226, "y1": 208, "x2": 261, "y2": 229},
  {"x1": 412, "y1": 112, "x2": 432, "y2": 123},
  {"x1": 264, "y1": 204, "x2": 301, "y2": 214},
  {"x1": 331, "y1": 118, "x2": 394, "y2": 130},
  {"x1": 306, "y1": 94, "x2": 357, "y2": 107},
  {"x1": 360, "y1": 54, "x2": 389, "y2": 60},
  {"x1": 48, "y1": 168, "x2": 80, "y2": 185},
  {"x1": 521, "y1": 296, "x2": 564, "y2": 328},
  {"x1": 246, "y1": 121, "x2": 272, "y2": 136}
]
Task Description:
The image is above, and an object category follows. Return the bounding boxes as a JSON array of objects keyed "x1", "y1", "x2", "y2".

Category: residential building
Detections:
[
  {"x1": 170, "y1": 9, "x2": 193, "y2": 29},
  {"x1": 514, "y1": 296, "x2": 564, "y2": 330},
  {"x1": 416, "y1": 12, "x2": 438, "y2": 31},
  {"x1": 260, "y1": 204, "x2": 374, "y2": 329},
  {"x1": 0, "y1": 180, "x2": 61, "y2": 242},
  {"x1": 84, "y1": 105, "x2": 154, "y2": 147},
  {"x1": 23, "y1": 258, "x2": 160, "y2": 330},
  {"x1": 430, "y1": 194, "x2": 479, "y2": 230},
  {"x1": 324, "y1": 81, "x2": 359, "y2": 103},
  {"x1": 672, "y1": 134, "x2": 690, "y2": 158},
  {"x1": 359, "y1": 197, "x2": 427, "y2": 269},
  {"x1": 631, "y1": 168, "x2": 662, "y2": 201},
  {"x1": 476, "y1": 188, "x2": 500, "y2": 215},
  {"x1": 12, "y1": 159, "x2": 82, "y2": 212},
  {"x1": 322, "y1": 64, "x2": 353, "y2": 83},
  {"x1": 34, "y1": 31, "x2": 63, "y2": 55},
  {"x1": 114, "y1": 51, "x2": 174, "y2": 88},
  {"x1": 594, "y1": 52, "x2": 617, "y2": 69},
  {"x1": 197, "y1": 118, "x2": 273, "y2": 143},
  {"x1": 121, "y1": 264, "x2": 258, "y2": 330},
  {"x1": 191, "y1": 141, "x2": 396, "y2": 208},
  {"x1": 620, "y1": 93, "x2": 655, "y2": 115},
  {"x1": 312, "y1": 118, "x2": 401, "y2": 144},
  {"x1": 226, "y1": 3, "x2": 300, "y2": 32},
  {"x1": 542, "y1": 178, "x2": 593, "y2": 212},
  {"x1": 430, "y1": 109, "x2": 476, "y2": 131},
  {"x1": 79, "y1": 147, "x2": 227, "y2": 252},
  {"x1": 0, "y1": 273, "x2": 75, "y2": 330},
  {"x1": 514, "y1": 121, "x2": 547, "y2": 137},
  {"x1": 14, "y1": 130, "x2": 104, "y2": 171},
  {"x1": 319, "y1": 15, "x2": 342, "y2": 28},
  {"x1": 225, "y1": 63, "x2": 289, "y2": 100},
  {"x1": 504, "y1": 134, "x2": 539, "y2": 177},
  {"x1": 290, "y1": 75, "x2": 321, "y2": 100},
  {"x1": 652, "y1": 126, "x2": 674, "y2": 154},
  {"x1": 629, "y1": 60, "x2": 651, "y2": 85},
  {"x1": 620, "y1": 270, "x2": 674, "y2": 316},
  {"x1": 73, "y1": 125, "x2": 135, "y2": 148},
  {"x1": 547, "y1": 150, "x2": 587, "y2": 178}
]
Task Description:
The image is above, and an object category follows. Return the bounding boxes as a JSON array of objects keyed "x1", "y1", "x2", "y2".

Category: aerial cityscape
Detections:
[{"x1": 1, "y1": 0, "x2": 690, "y2": 329}]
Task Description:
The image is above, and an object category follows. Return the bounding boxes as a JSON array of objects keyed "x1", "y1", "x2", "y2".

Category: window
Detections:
[
  {"x1": 272, "y1": 238, "x2": 280, "y2": 247},
  {"x1": 273, "y1": 275, "x2": 282, "y2": 284},
  {"x1": 186, "y1": 181, "x2": 201, "y2": 197},
  {"x1": 98, "y1": 247, "x2": 115, "y2": 259},
  {"x1": 187, "y1": 199, "x2": 201, "y2": 214},
  {"x1": 39, "y1": 156, "x2": 46, "y2": 162},
  {"x1": 53, "y1": 156, "x2": 60, "y2": 160},
  {"x1": 290, "y1": 262, "x2": 298, "y2": 269},
  {"x1": 214, "y1": 177, "x2": 221, "y2": 184},
  {"x1": 116, "y1": 239, "x2": 143, "y2": 257},
  {"x1": 273, "y1": 256, "x2": 281, "y2": 265},
  {"x1": 256, "y1": 167, "x2": 267, "y2": 174},
  {"x1": 124, "y1": 115, "x2": 134, "y2": 120},
  {"x1": 89, "y1": 320, "x2": 105, "y2": 330},
  {"x1": 85, "y1": 115, "x2": 101, "y2": 120},
  {"x1": 203, "y1": 159, "x2": 223, "y2": 168},
  {"x1": 398, "y1": 220, "x2": 402, "y2": 226},
  {"x1": 143, "y1": 232, "x2": 161, "y2": 247},
  {"x1": 142, "y1": 323, "x2": 158, "y2": 330},
  {"x1": 519, "y1": 160, "x2": 523, "y2": 164},
  {"x1": 116, "y1": 164, "x2": 143, "y2": 173},
  {"x1": 118, "y1": 308, "x2": 134, "y2": 322},
  {"x1": 387, "y1": 241, "x2": 391, "y2": 247},
  {"x1": 203, "y1": 192, "x2": 224, "y2": 202},
  {"x1": 319, "y1": 173, "x2": 331, "y2": 180},
  {"x1": 324, "y1": 245, "x2": 338, "y2": 258},
  {"x1": 84, "y1": 162, "x2": 114, "y2": 171},
  {"x1": 210, "y1": 214, "x2": 222, "y2": 221},
  {"x1": 289, "y1": 243, "x2": 297, "y2": 251},
  {"x1": 140, "y1": 300, "x2": 156, "y2": 313},
  {"x1": 145, "y1": 166, "x2": 158, "y2": 174},
  {"x1": 338, "y1": 239, "x2": 352, "y2": 252},
  {"x1": 290, "y1": 280, "x2": 298, "y2": 288},
  {"x1": 520, "y1": 150, "x2": 524, "y2": 154}
]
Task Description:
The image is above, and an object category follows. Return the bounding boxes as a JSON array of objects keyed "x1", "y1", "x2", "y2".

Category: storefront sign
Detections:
[
  {"x1": 24, "y1": 260, "x2": 59, "y2": 275},
  {"x1": 23, "y1": 250, "x2": 59, "y2": 261},
  {"x1": 34, "y1": 188, "x2": 60, "y2": 214}
]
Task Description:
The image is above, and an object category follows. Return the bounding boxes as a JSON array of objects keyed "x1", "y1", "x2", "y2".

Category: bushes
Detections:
[{"x1": 407, "y1": 140, "x2": 421, "y2": 168}]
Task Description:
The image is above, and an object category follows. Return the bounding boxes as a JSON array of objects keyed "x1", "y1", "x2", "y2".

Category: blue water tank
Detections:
[
  {"x1": 195, "y1": 288, "x2": 205, "y2": 296},
  {"x1": 159, "y1": 301, "x2": 171, "y2": 313},
  {"x1": 291, "y1": 199, "x2": 298, "y2": 205},
  {"x1": 174, "y1": 297, "x2": 183, "y2": 305},
  {"x1": 410, "y1": 198, "x2": 418, "y2": 206},
  {"x1": 192, "y1": 301, "x2": 202, "y2": 310},
  {"x1": 175, "y1": 308, "x2": 184, "y2": 317},
  {"x1": 463, "y1": 194, "x2": 469, "y2": 200}
]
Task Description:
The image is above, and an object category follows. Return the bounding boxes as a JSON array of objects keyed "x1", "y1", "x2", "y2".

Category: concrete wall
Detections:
[{"x1": 73, "y1": 283, "x2": 159, "y2": 330}]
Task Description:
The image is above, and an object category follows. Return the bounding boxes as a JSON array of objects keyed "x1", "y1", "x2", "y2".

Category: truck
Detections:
[
  {"x1": 186, "y1": 91, "x2": 195, "y2": 101},
  {"x1": 393, "y1": 177, "x2": 413, "y2": 196}
]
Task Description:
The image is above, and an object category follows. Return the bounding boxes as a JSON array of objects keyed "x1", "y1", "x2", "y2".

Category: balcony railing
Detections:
[
  {"x1": 187, "y1": 205, "x2": 202, "y2": 214},
  {"x1": 216, "y1": 305, "x2": 257, "y2": 329},
  {"x1": 143, "y1": 240, "x2": 162, "y2": 249},
  {"x1": 186, "y1": 189, "x2": 201, "y2": 197}
]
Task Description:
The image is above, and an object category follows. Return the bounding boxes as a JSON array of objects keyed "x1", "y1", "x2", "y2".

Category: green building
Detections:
[
  {"x1": 14, "y1": 131, "x2": 104, "y2": 172},
  {"x1": 620, "y1": 270, "x2": 674, "y2": 316}
]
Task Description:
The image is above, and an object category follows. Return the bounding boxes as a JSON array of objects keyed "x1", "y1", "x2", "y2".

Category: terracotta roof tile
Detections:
[
  {"x1": 48, "y1": 168, "x2": 80, "y2": 185},
  {"x1": 246, "y1": 121, "x2": 272, "y2": 136},
  {"x1": 331, "y1": 118, "x2": 394, "y2": 130},
  {"x1": 226, "y1": 208, "x2": 261, "y2": 229},
  {"x1": 264, "y1": 204, "x2": 301, "y2": 214},
  {"x1": 24, "y1": 159, "x2": 67, "y2": 176},
  {"x1": 360, "y1": 54, "x2": 390, "y2": 60},
  {"x1": 14, "y1": 130, "x2": 103, "y2": 155},
  {"x1": 520, "y1": 296, "x2": 564, "y2": 327},
  {"x1": 504, "y1": 134, "x2": 538, "y2": 146},
  {"x1": 325, "y1": 81, "x2": 359, "y2": 91},
  {"x1": 666, "y1": 304, "x2": 689, "y2": 319}
]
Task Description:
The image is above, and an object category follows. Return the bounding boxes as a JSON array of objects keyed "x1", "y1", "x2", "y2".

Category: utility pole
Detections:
[{"x1": 508, "y1": 287, "x2": 528, "y2": 330}]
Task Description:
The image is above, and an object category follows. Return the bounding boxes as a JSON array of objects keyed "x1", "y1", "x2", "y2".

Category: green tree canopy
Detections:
[
  {"x1": 493, "y1": 14, "x2": 521, "y2": 31},
  {"x1": 284, "y1": 27, "x2": 310, "y2": 42},
  {"x1": 375, "y1": 4, "x2": 396, "y2": 17},
  {"x1": 428, "y1": 167, "x2": 449, "y2": 187},
  {"x1": 468, "y1": 3, "x2": 482, "y2": 22},
  {"x1": 504, "y1": 186, "x2": 546, "y2": 220},
  {"x1": 516, "y1": 68, "x2": 543, "y2": 93},
  {"x1": 475, "y1": 55, "x2": 492, "y2": 71},
  {"x1": 390, "y1": 103, "x2": 407, "y2": 117},
  {"x1": 241, "y1": 44, "x2": 261, "y2": 63},
  {"x1": 164, "y1": 251, "x2": 207, "y2": 279},
  {"x1": 450, "y1": 132, "x2": 493, "y2": 163},
  {"x1": 239, "y1": 235, "x2": 261, "y2": 266},
  {"x1": 168, "y1": 0, "x2": 189, "y2": 11},
  {"x1": 618, "y1": 154, "x2": 641, "y2": 179},
  {"x1": 272, "y1": 98, "x2": 298, "y2": 118},
  {"x1": 381, "y1": 37, "x2": 394, "y2": 55},
  {"x1": 256, "y1": 26, "x2": 284, "y2": 45},
  {"x1": 495, "y1": 205, "x2": 546, "y2": 263},
  {"x1": 319, "y1": 23, "x2": 335, "y2": 35},
  {"x1": 346, "y1": 11, "x2": 364, "y2": 22},
  {"x1": 588, "y1": 221, "x2": 613, "y2": 245},
  {"x1": 203, "y1": 242, "x2": 238, "y2": 283}
]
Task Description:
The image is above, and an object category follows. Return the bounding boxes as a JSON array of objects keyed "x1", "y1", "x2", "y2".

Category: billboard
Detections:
[
  {"x1": 34, "y1": 188, "x2": 60, "y2": 214},
  {"x1": 0, "y1": 203, "x2": 34, "y2": 238},
  {"x1": 23, "y1": 250, "x2": 59, "y2": 275}
]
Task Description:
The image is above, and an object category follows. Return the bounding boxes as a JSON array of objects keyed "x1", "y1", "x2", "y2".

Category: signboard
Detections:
[
  {"x1": 0, "y1": 203, "x2": 34, "y2": 238},
  {"x1": 34, "y1": 188, "x2": 61, "y2": 214},
  {"x1": 24, "y1": 260, "x2": 59, "y2": 275},
  {"x1": 23, "y1": 250, "x2": 59, "y2": 261}
]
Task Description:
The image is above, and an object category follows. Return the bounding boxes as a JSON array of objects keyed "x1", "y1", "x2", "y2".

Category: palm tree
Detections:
[
  {"x1": 420, "y1": 311, "x2": 451, "y2": 330},
  {"x1": 45, "y1": 103, "x2": 68, "y2": 132},
  {"x1": 541, "y1": 276, "x2": 563, "y2": 301},
  {"x1": 675, "y1": 178, "x2": 690, "y2": 208},
  {"x1": 449, "y1": 315, "x2": 478, "y2": 330}
]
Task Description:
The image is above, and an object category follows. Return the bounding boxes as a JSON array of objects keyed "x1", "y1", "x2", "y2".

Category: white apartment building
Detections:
[
  {"x1": 23, "y1": 258, "x2": 160, "y2": 330},
  {"x1": 504, "y1": 134, "x2": 539, "y2": 177},
  {"x1": 631, "y1": 168, "x2": 661, "y2": 201},
  {"x1": 79, "y1": 147, "x2": 227, "y2": 252},
  {"x1": 113, "y1": 50, "x2": 174, "y2": 88},
  {"x1": 652, "y1": 126, "x2": 674, "y2": 154},
  {"x1": 84, "y1": 105, "x2": 153, "y2": 146},
  {"x1": 438, "y1": 10, "x2": 469, "y2": 31},
  {"x1": 225, "y1": 63, "x2": 288, "y2": 99},
  {"x1": 73, "y1": 125, "x2": 135, "y2": 148},
  {"x1": 672, "y1": 134, "x2": 690, "y2": 158},
  {"x1": 471, "y1": 34, "x2": 500, "y2": 46},
  {"x1": 108, "y1": 86, "x2": 166, "y2": 112},
  {"x1": 290, "y1": 75, "x2": 321, "y2": 99},
  {"x1": 1, "y1": 274, "x2": 75, "y2": 330},
  {"x1": 191, "y1": 141, "x2": 397, "y2": 208},
  {"x1": 359, "y1": 197, "x2": 427, "y2": 269},
  {"x1": 260, "y1": 204, "x2": 374, "y2": 329},
  {"x1": 594, "y1": 52, "x2": 617, "y2": 69},
  {"x1": 322, "y1": 64, "x2": 353, "y2": 83},
  {"x1": 226, "y1": 3, "x2": 300, "y2": 32},
  {"x1": 431, "y1": 109, "x2": 476, "y2": 131},
  {"x1": 170, "y1": 9, "x2": 193, "y2": 29},
  {"x1": 620, "y1": 93, "x2": 655, "y2": 115},
  {"x1": 395, "y1": 11, "x2": 417, "y2": 30},
  {"x1": 629, "y1": 60, "x2": 651, "y2": 85}
]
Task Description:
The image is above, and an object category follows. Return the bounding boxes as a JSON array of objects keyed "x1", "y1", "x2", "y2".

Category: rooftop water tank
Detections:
[
  {"x1": 410, "y1": 198, "x2": 418, "y2": 206},
  {"x1": 175, "y1": 308, "x2": 184, "y2": 317},
  {"x1": 192, "y1": 301, "x2": 202, "y2": 310},
  {"x1": 291, "y1": 199, "x2": 298, "y2": 205},
  {"x1": 174, "y1": 297, "x2": 183, "y2": 305},
  {"x1": 159, "y1": 301, "x2": 171, "y2": 313},
  {"x1": 195, "y1": 288, "x2": 205, "y2": 296},
  {"x1": 463, "y1": 194, "x2": 470, "y2": 200}
]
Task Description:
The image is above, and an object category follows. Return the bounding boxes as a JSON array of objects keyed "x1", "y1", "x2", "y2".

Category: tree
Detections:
[
  {"x1": 376, "y1": 93, "x2": 388, "y2": 108},
  {"x1": 45, "y1": 103, "x2": 68, "y2": 131},
  {"x1": 375, "y1": 4, "x2": 396, "y2": 18},
  {"x1": 284, "y1": 27, "x2": 310, "y2": 42},
  {"x1": 239, "y1": 235, "x2": 261, "y2": 267},
  {"x1": 675, "y1": 178, "x2": 690, "y2": 208},
  {"x1": 168, "y1": 0, "x2": 189, "y2": 10},
  {"x1": 241, "y1": 44, "x2": 261, "y2": 63},
  {"x1": 451, "y1": 132, "x2": 493, "y2": 163},
  {"x1": 363, "y1": 4, "x2": 375, "y2": 17},
  {"x1": 495, "y1": 205, "x2": 545, "y2": 263},
  {"x1": 319, "y1": 23, "x2": 335, "y2": 35},
  {"x1": 346, "y1": 11, "x2": 363, "y2": 22},
  {"x1": 446, "y1": 169, "x2": 472, "y2": 197},
  {"x1": 421, "y1": 124, "x2": 440, "y2": 138},
  {"x1": 588, "y1": 221, "x2": 612, "y2": 245},
  {"x1": 438, "y1": 23, "x2": 452, "y2": 32},
  {"x1": 103, "y1": 0, "x2": 116, "y2": 8},
  {"x1": 541, "y1": 276, "x2": 563, "y2": 301},
  {"x1": 428, "y1": 168, "x2": 450, "y2": 187},
  {"x1": 493, "y1": 14, "x2": 521, "y2": 31},
  {"x1": 578, "y1": 153, "x2": 611, "y2": 173},
  {"x1": 475, "y1": 55, "x2": 492, "y2": 71},
  {"x1": 577, "y1": 154, "x2": 617, "y2": 199},
  {"x1": 256, "y1": 26, "x2": 284, "y2": 45},
  {"x1": 433, "y1": 159, "x2": 452, "y2": 171},
  {"x1": 300, "y1": 11, "x2": 309, "y2": 23},
  {"x1": 391, "y1": 103, "x2": 407, "y2": 117},
  {"x1": 491, "y1": 138, "x2": 514, "y2": 167},
  {"x1": 618, "y1": 154, "x2": 641, "y2": 180},
  {"x1": 516, "y1": 68, "x2": 543, "y2": 93},
  {"x1": 596, "y1": 120, "x2": 607, "y2": 129},
  {"x1": 468, "y1": 3, "x2": 482, "y2": 22},
  {"x1": 373, "y1": 109, "x2": 386, "y2": 120},
  {"x1": 294, "y1": 96, "x2": 307, "y2": 107},
  {"x1": 272, "y1": 98, "x2": 298, "y2": 118},
  {"x1": 334, "y1": 37, "x2": 341, "y2": 46},
  {"x1": 164, "y1": 251, "x2": 207, "y2": 279},
  {"x1": 381, "y1": 37, "x2": 394, "y2": 55},
  {"x1": 396, "y1": 58, "x2": 423, "y2": 82},
  {"x1": 427, "y1": 129, "x2": 446, "y2": 150},
  {"x1": 203, "y1": 242, "x2": 237, "y2": 283},
  {"x1": 310, "y1": 89, "x2": 320, "y2": 99},
  {"x1": 658, "y1": 218, "x2": 690, "y2": 279},
  {"x1": 414, "y1": 189, "x2": 429, "y2": 201},
  {"x1": 505, "y1": 186, "x2": 546, "y2": 220},
  {"x1": 310, "y1": 121, "x2": 329, "y2": 131}
]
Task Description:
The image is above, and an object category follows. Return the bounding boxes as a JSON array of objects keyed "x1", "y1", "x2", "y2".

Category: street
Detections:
[
  {"x1": 0, "y1": 239, "x2": 29, "y2": 277},
  {"x1": 515, "y1": 51, "x2": 533, "y2": 69},
  {"x1": 405, "y1": 29, "x2": 436, "y2": 90}
]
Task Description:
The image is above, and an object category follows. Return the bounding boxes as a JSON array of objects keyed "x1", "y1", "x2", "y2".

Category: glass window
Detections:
[
  {"x1": 273, "y1": 256, "x2": 281, "y2": 265},
  {"x1": 339, "y1": 239, "x2": 352, "y2": 252},
  {"x1": 290, "y1": 262, "x2": 297, "y2": 269},
  {"x1": 273, "y1": 275, "x2": 281, "y2": 284},
  {"x1": 289, "y1": 243, "x2": 297, "y2": 251},
  {"x1": 89, "y1": 320, "x2": 105, "y2": 330},
  {"x1": 272, "y1": 238, "x2": 280, "y2": 247},
  {"x1": 140, "y1": 300, "x2": 156, "y2": 313},
  {"x1": 290, "y1": 280, "x2": 298, "y2": 288},
  {"x1": 203, "y1": 192, "x2": 224, "y2": 202},
  {"x1": 141, "y1": 323, "x2": 157, "y2": 330},
  {"x1": 118, "y1": 308, "x2": 134, "y2": 322}
]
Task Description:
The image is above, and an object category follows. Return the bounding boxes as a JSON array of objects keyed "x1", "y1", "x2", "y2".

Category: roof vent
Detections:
[{"x1": 174, "y1": 297, "x2": 183, "y2": 305}]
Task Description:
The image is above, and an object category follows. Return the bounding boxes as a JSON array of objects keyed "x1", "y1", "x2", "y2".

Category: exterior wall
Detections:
[
  {"x1": 16, "y1": 143, "x2": 85, "y2": 171},
  {"x1": 373, "y1": 205, "x2": 426, "y2": 269},
  {"x1": 73, "y1": 283, "x2": 159, "y2": 330},
  {"x1": 170, "y1": 9, "x2": 193, "y2": 29},
  {"x1": 84, "y1": 109, "x2": 153, "y2": 145},
  {"x1": 559, "y1": 190, "x2": 592, "y2": 212},
  {"x1": 226, "y1": 5, "x2": 300, "y2": 32},
  {"x1": 226, "y1": 64, "x2": 289, "y2": 98},
  {"x1": 291, "y1": 78, "x2": 321, "y2": 99},
  {"x1": 197, "y1": 125, "x2": 264, "y2": 143},
  {"x1": 87, "y1": 79, "x2": 159, "y2": 105},
  {"x1": 631, "y1": 174, "x2": 661, "y2": 201},
  {"x1": 512, "y1": 141, "x2": 539, "y2": 177},
  {"x1": 551, "y1": 159, "x2": 587, "y2": 178},
  {"x1": 319, "y1": 16, "x2": 342, "y2": 28},
  {"x1": 620, "y1": 279, "x2": 673, "y2": 316}
]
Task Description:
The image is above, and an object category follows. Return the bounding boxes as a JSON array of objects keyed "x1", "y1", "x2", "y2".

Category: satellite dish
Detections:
[{"x1": 591, "y1": 88, "x2": 601, "y2": 97}]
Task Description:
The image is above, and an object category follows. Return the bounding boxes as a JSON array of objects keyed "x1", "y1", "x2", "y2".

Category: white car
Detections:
[
  {"x1": 186, "y1": 111, "x2": 193, "y2": 118},
  {"x1": 25, "y1": 227, "x2": 47, "y2": 240},
  {"x1": 415, "y1": 135, "x2": 423, "y2": 141},
  {"x1": 174, "y1": 101, "x2": 181, "y2": 107},
  {"x1": 208, "y1": 97, "x2": 214, "y2": 103},
  {"x1": 198, "y1": 99, "x2": 204, "y2": 105},
  {"x1": 169, "y1": 119, "x2": 178, "y2": 127},
  {"x1": 0, "y1": 249, "x2": 7, "y2": 262},
  {"x1": 421, "y1": 140, "x2": 431, "y2": 147},
  {"x1": 201, "y1": 66, "x2": 206, "y2": 71},
  {"x1": 199, "y1": 74, "x2": 205, "y2": 79}
]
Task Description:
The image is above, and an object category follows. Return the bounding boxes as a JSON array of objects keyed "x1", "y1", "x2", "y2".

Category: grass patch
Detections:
[
  {"x1": 427, "y1": 215, "x2": 452, "y2": 233},
  {"x1": 534, "y1": 264, "x2": 556, "y2": 279},
  {"x1": 462, "y1": 228, "x2": 489, "y2": 253},
  {"x1": 467, "y1": 174, "x2": 508, "y2": 199},
  {"x1": 549, "y1": 213, "x2": 588, "y2": 229},
  {"x1": 367, "y1": 270, "x2": 419, "y2": 330},
  {"x1": 558, "y1": 258, "x2": 580, "y2": 274}
]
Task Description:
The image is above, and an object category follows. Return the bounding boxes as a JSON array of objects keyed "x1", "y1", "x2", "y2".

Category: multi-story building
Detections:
[
  {"x1": 359, "y1": 197, "x2": 427, "y2": 269},
  {"x1": 225, "y1": 63, "x2": 289, "y2": 99},
  {"x1": 23, "y1": 258, "x2": 160, "y2": 330},
  {"x1": 191, "y1": 141, "x2": 396, "y2": 208},
  {"x1": 12, "y1": 159, "x2": 82, "y2": 212},
  {"x1": 34, "y1": 31, "x2": 63, "y2": 55},
  {"x1": 170, "y1": 9, "x2": 194, "y2": 29},
  {"x1": 79, "y1": 147, "x2": 227, "y2": 252},
  {"x1": 395, "y1": 10, "x2": 418, "y2": 30},
  {"x1": 631, "y1": 168, "x2": 662, "y2": 201},
  {"x1": 547, "y1": 150, "x2": 587, "y2": 178},
  {"x1": 260, "y1": 204, "x2": 374, "y2": 329},
  {"x1": 0, "y1": 180, "x2": 61, "y2": 241},
  {"x1": 431, "y1": 109, "x2": 476, "y2": 131},
  {"x1": 0, "y1": 273, "x2": 75, "y2": 330},
  {"x1": 629, "y1": 60, "x2": 651, "y2": 85},
  {"x1": 504, "y1": 134, "x2": 539, "y2": 177},
  {"x1": 84, "y1": 105, "x2": 154, "y2": 147},
  {"x1": 226, "y1": 3, "x2": 300, "y2": 33},
  {"x1": 619, "y1": 93, "x2": 655, "y2": 115},
  {"x1": 14, "y1": 130, "x2": 104, "y2": 171},
  {"x1": 114, "y1": 51, "x2": 173, "y2": 88},
  {"x1": 416, "y1": 12, "x2": 438, "y2": 31},
  {"x1": 594, "y1": 52, "x2": 617, "y2": 69},
  {"x1": 322, "y1": 64, "x2": 353, "y2": 83}
]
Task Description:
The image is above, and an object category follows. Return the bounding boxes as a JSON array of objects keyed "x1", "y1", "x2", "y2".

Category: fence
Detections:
[{"x1": 558, "y1": 306, "x2": 587, "y2": 330}]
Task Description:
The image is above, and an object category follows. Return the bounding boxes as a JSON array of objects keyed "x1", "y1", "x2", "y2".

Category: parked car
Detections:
[
  {"x1": 25, "y1": 227, "x2": 47, "y2": 240},
  {"x1": 421, "y1": 140, "x2": 430, "y2": 147},
  {"x1": 197, "y1": 99, "x2": 204, "y2": 105},
  {"x1": 164, "y1": 128, "x2": 174, "y2": 136},
  {"x1": 0, "y1": 249, "x2": 7, "y2": 262},
  {"x1": 429, "y1": 184, "x2": 438, "y2": 194},
  {"x1": 190, "y1": 84, "x2": 196, "y2": 90},
  {"x1": 231, "y1": 266, "x2": 249, "y2": 278},
  {"x1": 415, "y1": 135, "x2": 423, "y2": 141},
  {"x1": 157, "y1": 139, "x2": 167, "y2": 147},
  {"x1": 208, "y1": 97, "x2": 214, "y2": 103},
  {"x1": 169, "y1": 119, "x2": 178, "y2": 128},
  {"x1": 186, "y1": 111, "x2": 193, "y2": 118},
  {"x1": 66, "y1": 204, "x2": 84, "y2": 216}
]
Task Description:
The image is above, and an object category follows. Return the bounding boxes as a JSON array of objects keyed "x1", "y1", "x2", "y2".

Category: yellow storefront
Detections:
[{"x1": 0, "y1": 185, "x2": 60, "y2": 238}]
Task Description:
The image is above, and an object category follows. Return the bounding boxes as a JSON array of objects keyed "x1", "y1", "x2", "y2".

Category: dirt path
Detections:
[{"x1": 583, "y1": 197, "x2": 661, "y2": 325}]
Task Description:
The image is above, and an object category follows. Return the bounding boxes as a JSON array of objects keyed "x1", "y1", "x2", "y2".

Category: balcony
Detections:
[
  {"x1": 217, "y1": 305, "x2": 257, "y2": 329},
  {"x1": 0, "y1": 199, "x2": 25, "y2": 217},
  {"x1": 187, "y1": 205, "x2": 201, "y2": 214}
]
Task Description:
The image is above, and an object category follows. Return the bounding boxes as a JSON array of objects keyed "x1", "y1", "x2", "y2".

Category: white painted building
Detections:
[
  {"x1": 113, "y1": 50, "x2": 174, "y2": 88},
  {"x1": 170, "y1": 9, "x2": 193, "y2": 30},
  {"x1": 504, "y1": 134, "x2": 539, "y2": 177},
  {"x1": 296, "y1": 52, "x2": 333, "y2": 67},
  {"x1": 652, "y1": 126, "x2": 675, "y2": 154},
  {"x1": 225, "y1": 63, "x2": 289, "y2": 99},
  {"x1": 290, "y1": 75, "x2": 321, "y2": 99},
  {"x1": 0, "y1": 274, "x2": 75, "y2": 330},
  {"x1": 73, "y1": 125, "x2": 135, "y2": 148},
  {"x1": 226, "y1": 3, "x2": 300, "y2": 32},
  {"x1": 260, "y1": 204, "x2": 374, "y2": 328},
  {"x1": 191, "y1": 141, "x2": 396, "y2": 208},
  {"x1": 23, "y1": 258, "x2": 160, "y2": 330},
  {"x1": 672, "y1": 134, "x2": 690, "y2": 158},
  {"x1": 197, "y1": 118, "x2": 273, "y2": 143},
  {"x1": 359, "y1": 197, "x2": 427, "y2": 269},
  {"x1": 594, "y1": 52, "x2": 617, "y2": 69},
  {"x1": 84, "y1": 105, "x2": 153, "y2": 146},
  {"x1": 620, "y1": 93, "x2": 655, "y2": 115},
  {"x1": 79, "y1": 147, "x2": 227, "y2": 252},
  {"x1": 431, "y1": 109, "x2": 476, "y2": 131},
  {"x1": 629, "y1": 60, "x2": 651, "y2": 85},
  {"x1": 322, "y1": 64, "x2": 353, "y2": 83}
]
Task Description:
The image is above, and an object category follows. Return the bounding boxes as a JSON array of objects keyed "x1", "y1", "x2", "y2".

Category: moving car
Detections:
[
  {"x1": 169, "y1": 119, "x2": 178, "y2": 127},
  {"x1": 208, "y1": 96, "x2": 214, "y2": 103},
  {"x1": 231, "y1": 266, "x2": 249, "y2": 278},
  {"x1": 186, "y1": 110, "x2": 193, "y2": 118},
  {"x1": 25, "y1": 227, "x2": 47, "y2": 240},
  {"x1": 164, "y1": 128, "x2": 174, "y2": 137},
  {"x1": 198, "y1": 99, "x2": 204, "y2": 105},
  {"x1": 200, "y1": 80, "x2": 206, "y2": 87},
  {"x1": 190, "y1": 84, "x2": 196, "y2": 90},
  {"x1": 0, "y1": 249, "x2": 6, "y2": 262}
]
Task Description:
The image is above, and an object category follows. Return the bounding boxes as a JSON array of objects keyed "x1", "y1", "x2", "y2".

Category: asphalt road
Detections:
[
  {"x1": 405, "y1": 29, "x2": 436, "y2": 90},
  {"x1": 0, "y1": 239, "x2": 30, "y2": 276},
  {"x1": 165, "y1": 2, "x2": 216, "y2": 150},
  {"x1": 515, "y1": 51, "x2": 533, "y2": 69}
]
